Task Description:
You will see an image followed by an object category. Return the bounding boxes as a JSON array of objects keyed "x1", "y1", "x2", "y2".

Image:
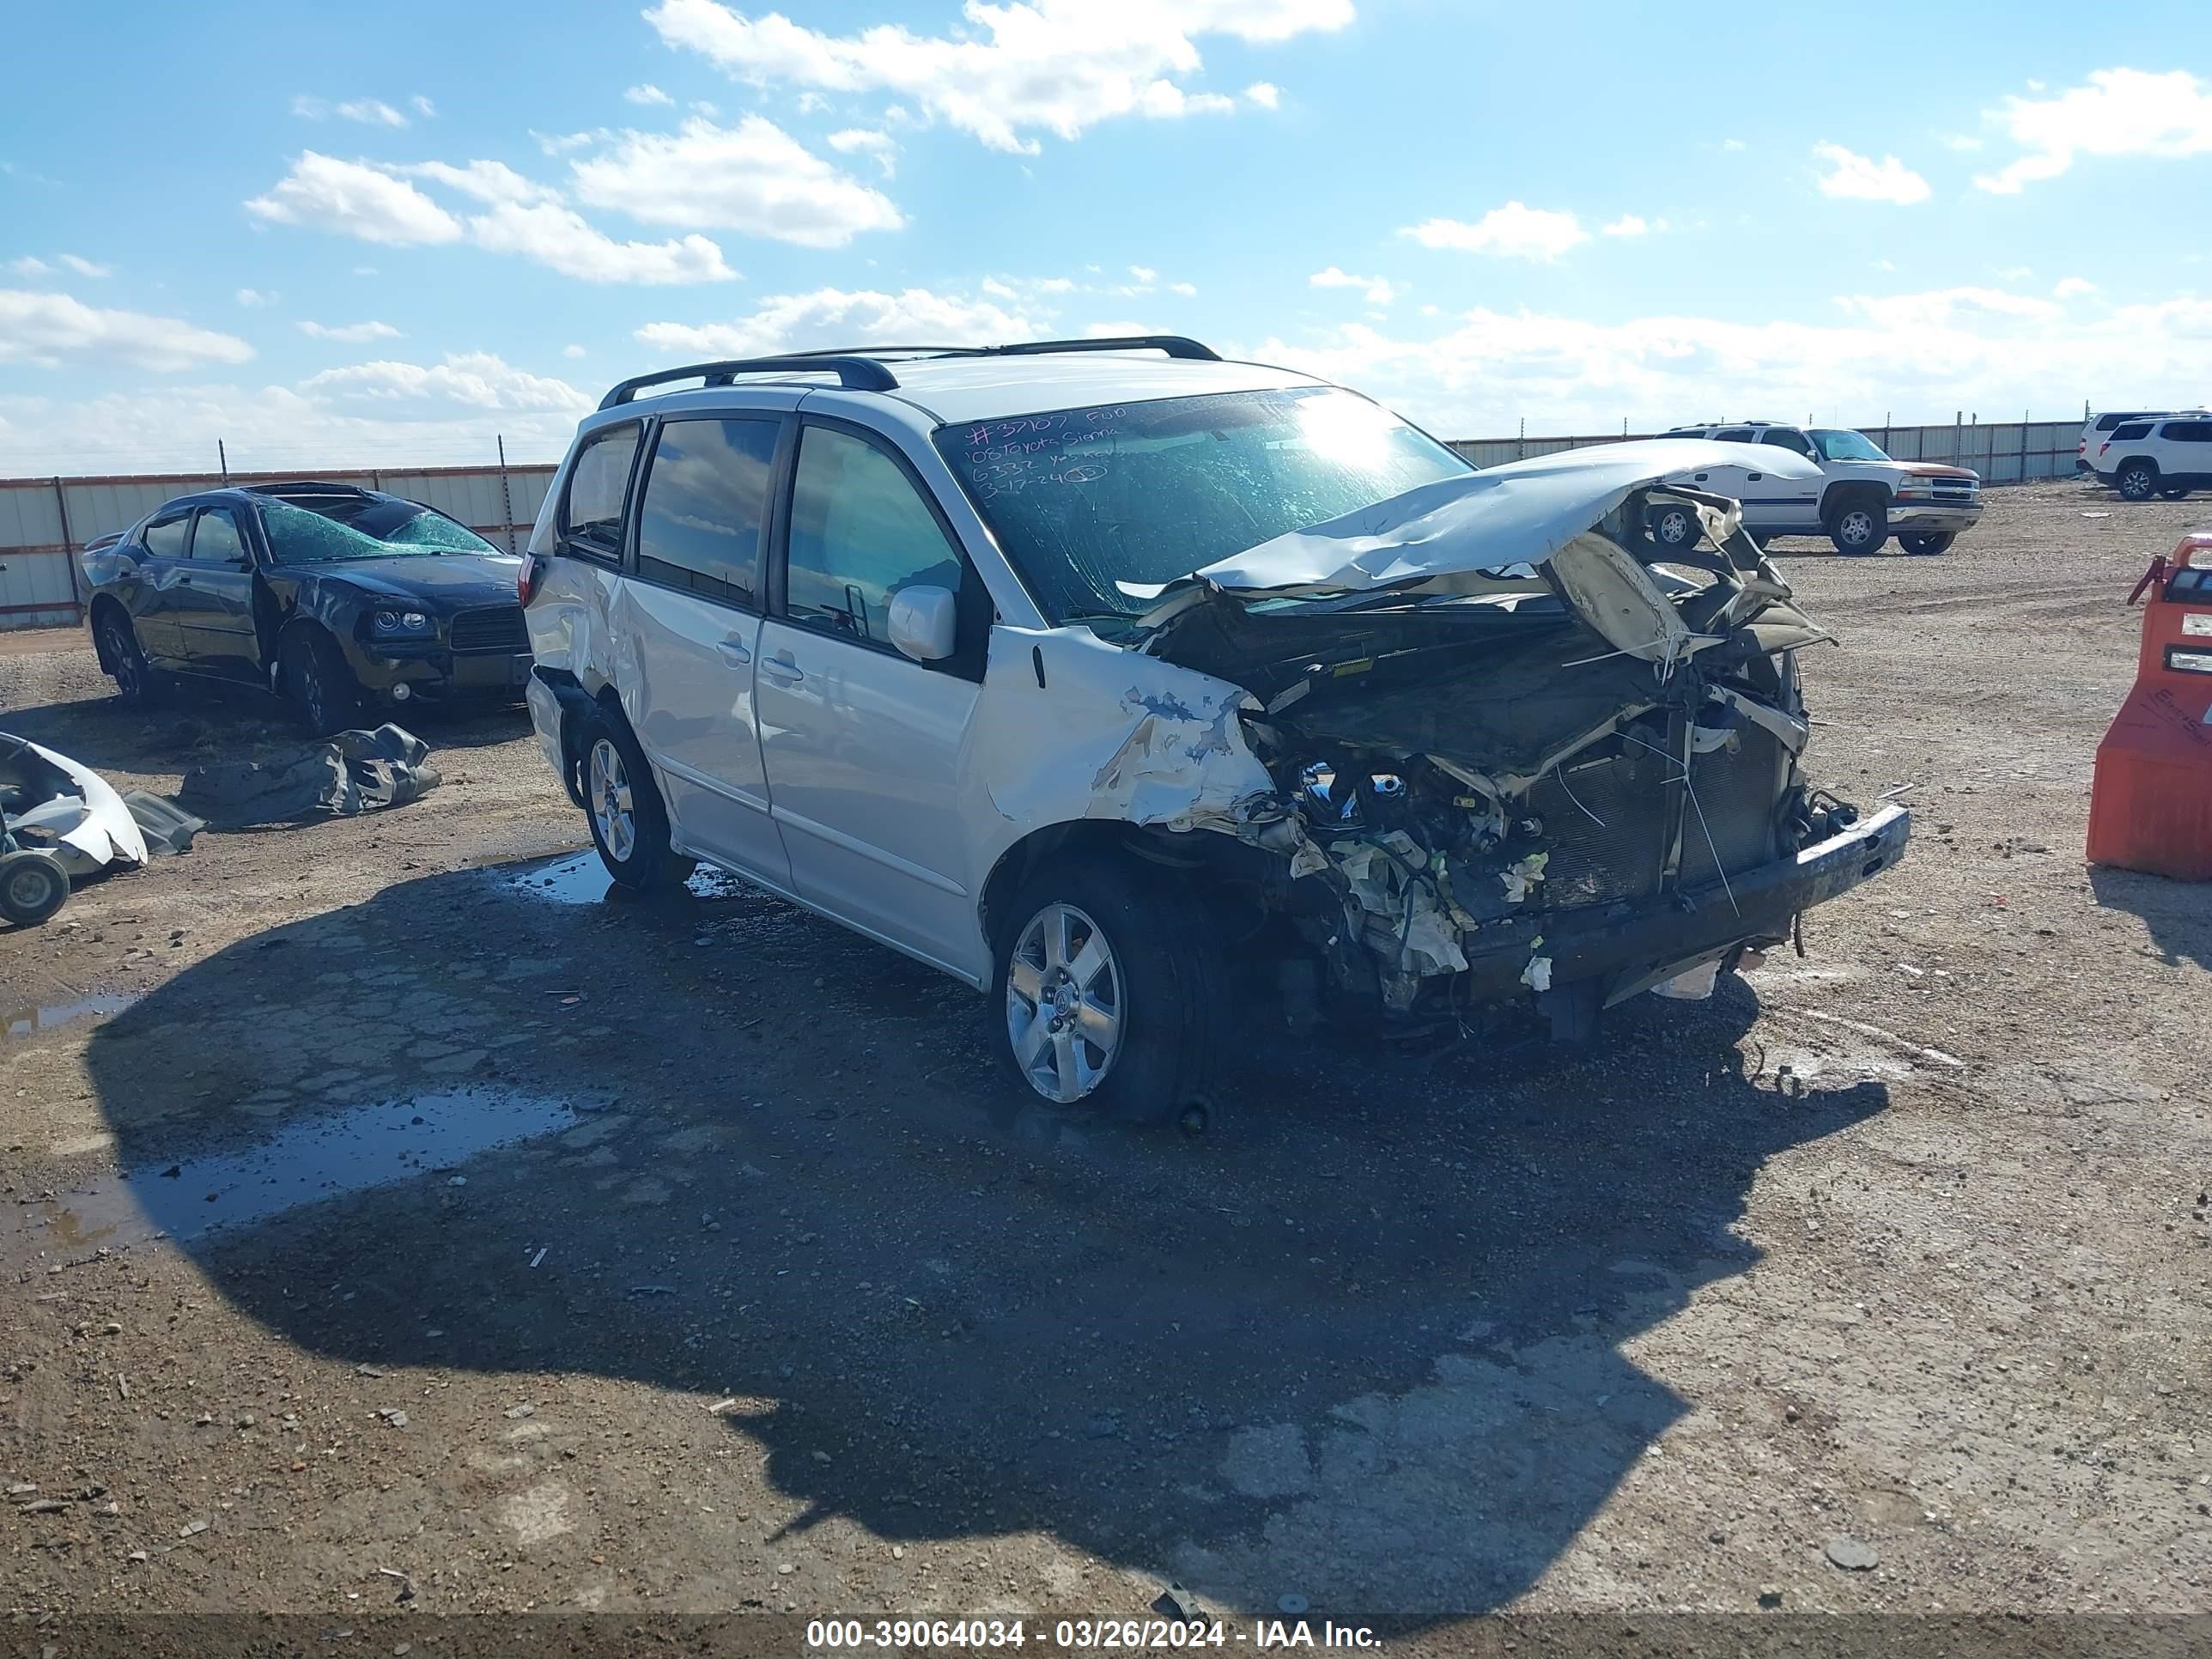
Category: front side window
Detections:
[
  {"x1": 785, "y1": 426, "x2": 964, "y2": 647},
  {"x1": 930, "y1": 386, "x2": 1471, "y2": 623},
  {"x1": 636, "y1": 418, "x2": 779, "y2": 609},
  {"x1": 188, "y1": 508, "x2": 246, "y2": 563},
  {"x1": 562, "y1": 424, "x2": 641, "y2": 558},
  {"x1": 1810, "y1": 428, "x2": 1892, "y2": 464},
  {"x1": 1759, "y1": 429, "x2": 1815, "y2": 459},
  {"x1": 143, "y1": 515, "x2": 189, "y2": 559}
]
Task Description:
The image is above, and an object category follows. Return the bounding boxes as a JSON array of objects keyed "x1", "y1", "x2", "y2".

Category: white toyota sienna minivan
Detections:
[{"x1": 520, "y1": 338, "x2": 1907, "y2": 1121}]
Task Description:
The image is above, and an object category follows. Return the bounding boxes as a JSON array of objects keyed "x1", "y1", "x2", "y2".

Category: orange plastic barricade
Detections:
[{"x1": 2087, "y1": 532, "x2": 2212, "y2": 881}]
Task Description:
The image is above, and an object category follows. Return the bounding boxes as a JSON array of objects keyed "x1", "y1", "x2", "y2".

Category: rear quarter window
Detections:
[
  {"x1": 561, "y1": 424, "x2": 643, "y2": 561},
  {"x1": 2112, "y1": 422, "x2": 2154, "y2": 441}
]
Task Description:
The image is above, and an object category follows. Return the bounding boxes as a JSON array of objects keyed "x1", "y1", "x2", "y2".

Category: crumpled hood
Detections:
[
  {"x1": 1135, "y1": 440, "x2": 1819, "y2": 600},
  {"x1": 295, "y1": 554, "x2": 522, "y2": 609}
]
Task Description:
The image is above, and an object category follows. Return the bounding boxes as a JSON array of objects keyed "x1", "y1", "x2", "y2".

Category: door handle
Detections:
[
  {"x1": 714, "y1": 638, "x2": 752, "y2": 666},
  {"x1": 1747, "y1": 471, "x2": 1764, "y2": 482},
  {"x1": 760, "y1": 654, "x2": 804, "y2": 685},
  {"x1": 177, "y1": 574, "x2": 193, "y2": 585},
  {"x1": 1692, "y1": 471, "x2": 1709, "y2": 482}
]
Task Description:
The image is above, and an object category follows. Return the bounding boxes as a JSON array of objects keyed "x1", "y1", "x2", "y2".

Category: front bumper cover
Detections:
[
  {"x1": 1887, "y1": 503, "x2": 1982, "y2": 533},
  {"x1": 1452, "y1": 803, "x2": 1911, "y2": 1004},
  {"x1": 341, "y1": 635, "x2": 533, "y2": 702}
]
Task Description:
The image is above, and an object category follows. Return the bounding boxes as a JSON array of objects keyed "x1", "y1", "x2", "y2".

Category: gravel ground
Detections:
[{"x1": 2, "y1": 481, "x2": 2208, "y2": 1638}]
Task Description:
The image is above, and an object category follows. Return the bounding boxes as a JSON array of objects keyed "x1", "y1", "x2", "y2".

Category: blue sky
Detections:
[{"x1": 3, "y1": 0, "x2": 2209, "y2": 473}]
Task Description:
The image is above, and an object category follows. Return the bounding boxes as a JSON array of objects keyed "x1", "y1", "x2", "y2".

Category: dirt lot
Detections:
[{"x1": 3, "y1": 482, "x2": 2209, "y2": 1641}]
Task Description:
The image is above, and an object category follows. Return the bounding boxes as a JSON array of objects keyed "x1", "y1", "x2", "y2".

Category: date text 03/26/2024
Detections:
[{"x1": 805, "y1": 1618, "x2": 1383, "y2": 1649}]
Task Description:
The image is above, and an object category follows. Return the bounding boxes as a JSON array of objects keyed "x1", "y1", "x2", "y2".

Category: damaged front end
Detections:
[{"x1": 1124, "y1": 441, "x2": 1909, "y2": 1033}]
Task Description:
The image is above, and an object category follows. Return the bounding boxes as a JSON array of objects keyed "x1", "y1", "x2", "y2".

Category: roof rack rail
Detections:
[
  {"x1": 599, "y1": 355, "x2": 900, "y2": 410},
  {"x1": 239, "y1": 479, "x2": 379, "y2": 496},
  {"x1": 790, "y1": 336, "x2": 1223, "y2": 364}
]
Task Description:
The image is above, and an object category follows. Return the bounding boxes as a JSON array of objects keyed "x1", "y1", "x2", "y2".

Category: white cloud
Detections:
[
  {"x1": 235, "y1": 288, "x2": 276, "y2": 307},
  {"x1": 1129, "y1": 265, "x2": 1158, "y2": 283},
  {"x1": 531, "y1": 129, "x2": 605, "y2": 155},
  {"x1": 298, "y1": 319, "x2": 404, "y2": 343},
  {"x1": 1601, "y1": 215, "x2": 1649, "y2": 238},
  {"x1": 57, "y1": 253, "x2": 111, "y2": 277},
  {"x1": 642, "y1": 0, "x2": 1351, "y2": 153},
  {"x1": 246, "y1": 151, "x2": 738, "y2": 283},
  {"x1": 1721, "y1": 137, "x2": 1746, "y2": 152},
  {"x1": 293, "y1": 94, "x2": 412, "y2": 128},
  {"x1": 0, "y1": 289, "x2": 255, "y2": 371},
  {"x1": 301, "y1": 350, "x2": 592, "y2": 413},
  {"x1": 1310, "y1": 265, "x2": 1396, "y2": 305},
  {"x1": 1249, "y1": 286, "x2": 2212, "y2": 436},
  {"x1": 412, "y1": 94, "x2": 436, "y2": 118},
  {"x1": 1402, "y1": 203, "x2": 1589, "y2": 261},
  {"x1": 2053, "y1": 276, "x2": 2099, "y2": 300},
  {"x1": 1975, "y1": 68, "x2": 2212, "y2": 193},
  {"x1": 1084, "y1": 319, "x2": 1158, "y2": 338},
  {"x1": 1169, "y1": 281, "x2": 1197, "y2": 298},
  {"x1": 1996, "y1": 264, "x2": 2034, "y2": 281},
  {"x1": 636, "y1": 286, "x2": 1042, "y2": 358},
  {"x1": 246, "y1": 153, "x2": 465, "y2": 245},
  {"x1": 1813, "y1": 142, "x2": 1930, "y2": 204},
  {"x1": 399, "y1": 159, "x2": 559, "y2": 205},
  {"x1": 826, "y1": 127, "x2": 898, "y2": 177},
  {"x1": 468, "y1": 201, "x2": 738, "y2": 284},
  {"x1": 625, "y1": 83, "x2": 676, "y2": 106},
  {"x1": 980, "y1": 277, "x2": 1018, "y2": 300},
  {"x1": 562, "y1": 343, "x2": 587, "y2": 358},
  {"x1": 1244, "y1": 82, "x2": 1280, "y2": 109},
  {"x1": 7, "y1": 257, "x2": 49, "y2": 277},
  {"x1": 570, "y1": 117, "x2": 903, "y2": 248}
]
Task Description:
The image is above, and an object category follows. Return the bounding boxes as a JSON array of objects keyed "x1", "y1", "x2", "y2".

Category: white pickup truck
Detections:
[{"x1": 1656, "y1": 422, "x2": 1983, "y2": 555}]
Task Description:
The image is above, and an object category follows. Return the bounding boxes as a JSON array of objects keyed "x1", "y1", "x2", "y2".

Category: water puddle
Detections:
[
  {"x1": 6, "y1": 993, "x2": 138, "y2": 1042},
  {"x1": 497, "y1": 851, "x2": 755, "y2": 906},
  {"x1": 3, "y1": 1087, "x2": 578, "y2": 1273}
]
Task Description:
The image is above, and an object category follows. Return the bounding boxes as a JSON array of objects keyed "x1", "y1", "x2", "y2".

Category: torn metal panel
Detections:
[
  {"x1": 0, "y1": 734, "x2": 149, "y2": 877},
  {"x1": 177, "y1": 724, "x2": 441, "y2": 830}
]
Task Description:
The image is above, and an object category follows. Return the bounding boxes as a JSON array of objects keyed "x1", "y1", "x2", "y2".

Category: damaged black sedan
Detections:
[{"x1": 82, "y1": 482, "x2": 531, "y2": 734}]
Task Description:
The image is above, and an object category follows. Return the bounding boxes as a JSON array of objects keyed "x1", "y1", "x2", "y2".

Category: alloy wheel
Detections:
[
  {"x1": 1006, "y1": 901, "x2": 1125, "y2": 1104},
  {"x1": 588, "y1": 738, "x2": 636, "y2": 864}
]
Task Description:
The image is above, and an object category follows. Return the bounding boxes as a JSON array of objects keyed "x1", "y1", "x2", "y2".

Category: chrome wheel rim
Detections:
[
  {"x1": 588, "y1": 738, "x2": 636, "y2": 864},
  {"x1": 1006, "y1": 901, "x2": 1124, "y2": 1104},
  {"x1": 2122, "y1": 471, "x2": 2153, "y2": 500},
  {"x1": 105, "y1": 623, "x2": 141, "y2": 697},
  {"x1": 1657, "y1": 510, "x2": 1692, "y2": 546},
  {"x1": 5, "y1": 864, "x2": 57, "y2": 911},
  {"x1": 1838, "y1": 509, "x2": 1874, "y2": 547}
]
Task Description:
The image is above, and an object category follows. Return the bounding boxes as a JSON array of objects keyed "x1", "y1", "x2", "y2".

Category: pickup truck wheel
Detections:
[
  {"x1": 577, "y1": 706, "x2": 693, "y2": 892},
  {"x1": 283, "y1": 629, "x2": 362, "y2": 737},
  {"x1": 2157, "y1": 484, "x2": 2191, "y2": 501},
  {"x1": 1650, "y1": 504, "x2": 1700, "y2": 551},
  {"x1": 96, "y1": 611, "x2": 161, "y2": 706},
  {"x1": 1827, "y1": 499, "x2": 1888, "y2": 556},
  {"x1": 2116, "y1": 461, "x2": 2159, "y2": 501},
  {"x1": 1898, "y1": 532, "x2": 1955, "y2": 556},
  {"x1": 992, "y1": 857, "x2": 1222, "y2": 1124}
]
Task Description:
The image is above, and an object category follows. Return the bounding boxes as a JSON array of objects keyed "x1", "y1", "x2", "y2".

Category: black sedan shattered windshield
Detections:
[
  {"x1": 261, "y1": 498, "x2": 498, "y2": 563},
  {"x1": 932, "y1": 387, "x2": 1472, "y2": 622}
]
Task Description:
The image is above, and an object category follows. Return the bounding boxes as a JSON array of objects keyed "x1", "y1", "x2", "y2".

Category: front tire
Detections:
[
  {"x1": 577, "y1": 705, "x2": 692, "y2": 891},
  {"x1": 1898, "y1": 532, "x2": 1955, "y2": 556},
  {"x1": 1828, "y1": 497, "x2": 1889, "y2": 556},
  {"x1": 0, "y1": 848, "x2": 71, "y2": 927},
  {"x1": 283, "y1": 629, "x2": 362, "y2": 737},
  {"x1": 991, "y1": 856, "x2": 1223, "y2": 1122},
  {"x1": 2117, "y1": 462, "x2": 2159, "y2": 502},
  {"x1": 96, "y1": 611, "x2": 160, "y2": 706},
  {"x1": 1649, "y1": 503, "x2": 1700, "y2": 552}
]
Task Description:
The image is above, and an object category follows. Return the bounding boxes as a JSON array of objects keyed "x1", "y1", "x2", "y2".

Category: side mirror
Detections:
[{"x1": 887, "y1": 584, "x2": 957, "y2": 663}]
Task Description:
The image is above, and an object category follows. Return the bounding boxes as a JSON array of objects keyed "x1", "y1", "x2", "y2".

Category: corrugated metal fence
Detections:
[
  {"x1": 0, "y1": 417, "x2": 2085, "y2": 631},
  {"x1": 0, "y1": 464, "x2": 557, "y2": 630}
]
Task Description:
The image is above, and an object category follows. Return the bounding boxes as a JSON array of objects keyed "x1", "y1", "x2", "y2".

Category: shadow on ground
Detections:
[
  {"x1": 2090, "y1": 865, "x2": 2212, "y2": 973},
  {"x1": 1, "y1": 678, "x2": 530, "y2": 763},
  {"x1": 72, "y1": 858, "x2": 1888, "y2": 1620}
]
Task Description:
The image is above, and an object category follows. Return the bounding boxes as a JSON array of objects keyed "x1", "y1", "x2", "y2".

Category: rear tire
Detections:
[
  {"x1": 96, "y1": 610, "x2": 160, "y2": 706},
  {"x1": 2157, "y1": 484, "x2": 2191, "y2": 501},
  {"x1": 1827, "y1": 497, "x2": 1889, "y2": 556},
  {"x1": 2117, "y1": 462, "x2": 2159, "y2": 502},
  {"x1": 990, "y1": 855, "x2": 1224, "y2": 1124},
  {"x1": 0, "y1": 848, "x2": 71, "y2": 927},
  {"x1": 283, "y1": 629, "x2": 362, "y2": 737},
  {"x1": 1898, "y1": 532, "x2": 1955, "y2": 556},
  {"x1": 577, "y1": 704, "x2": 693, "y2": 892}
]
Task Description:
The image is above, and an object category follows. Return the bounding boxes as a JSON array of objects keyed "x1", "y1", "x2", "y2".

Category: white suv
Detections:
[
  {"x1": 520, "y1": 340, "x2": 1906, "y2": 1120},
  {"x1": 2090, "y1": 416, "x2": 2212, "y2": 501},
  {"x1": 1658, "y1": 422, "x2": 1982, "y2": 556}
]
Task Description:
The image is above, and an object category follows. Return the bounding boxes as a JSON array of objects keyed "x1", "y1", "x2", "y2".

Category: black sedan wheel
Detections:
[
  {"x1": 97, "y1": 611, "x2": 159, "y2": 705},
  {"x1": 283, "y1": 629, "x2": 362, "y2": 737}
]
